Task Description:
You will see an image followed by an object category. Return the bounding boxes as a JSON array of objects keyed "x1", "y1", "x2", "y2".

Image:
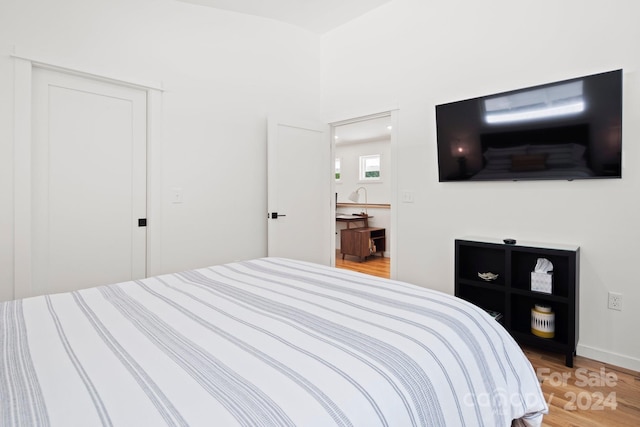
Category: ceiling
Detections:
[
  {"x1": 334, "y1": 116, "x2": 392, "y2": 144},
  {"x1": 177, "y1": 0, "x2": 392, "y2": 34}
]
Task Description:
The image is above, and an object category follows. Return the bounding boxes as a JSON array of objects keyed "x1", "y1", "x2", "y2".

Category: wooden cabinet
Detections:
[
  {"x1": 455, "y1": 237, "x2": 579, "y2": 367},
  {"x1": 341, "y1": 227, "x2": 385, "y2": 261}
]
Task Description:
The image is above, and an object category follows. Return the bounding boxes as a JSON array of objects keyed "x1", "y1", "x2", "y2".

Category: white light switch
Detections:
[
  {"x1": 402, "y1": 190, "x2": 415, "y2": 203},
  {"x1": 171, "y1": 187, "x2": 183, "y2": 204}
]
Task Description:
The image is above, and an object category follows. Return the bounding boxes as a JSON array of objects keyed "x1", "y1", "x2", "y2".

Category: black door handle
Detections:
[{"x1": 270, "y1": 212, "x2": 286, "y2": 219}]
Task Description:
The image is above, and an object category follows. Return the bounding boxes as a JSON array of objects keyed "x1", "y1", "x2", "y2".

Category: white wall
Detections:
[
  {"x1": 335, "y1": 138, "x2": 391, "y2": 204},
  {"x1": 321, "y1": 0, "x2": 640, "y2": 370},
  {"x1": 0, "y1": 0, "x2": 321, "y2": 301}
]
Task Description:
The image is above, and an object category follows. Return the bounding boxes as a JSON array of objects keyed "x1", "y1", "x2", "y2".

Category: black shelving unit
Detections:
[{"x1": 455, "y1": 237, "x2": 579, "y2": 367}]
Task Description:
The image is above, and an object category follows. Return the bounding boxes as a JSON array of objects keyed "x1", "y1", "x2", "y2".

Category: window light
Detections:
[{"x1": 484, "y1": 80, "x2": 585, "y2": 124}]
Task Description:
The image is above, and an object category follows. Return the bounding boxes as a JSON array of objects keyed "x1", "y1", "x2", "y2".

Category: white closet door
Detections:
[{"x1": 31, "y1": 68, "x2": 147, "y2": 296}]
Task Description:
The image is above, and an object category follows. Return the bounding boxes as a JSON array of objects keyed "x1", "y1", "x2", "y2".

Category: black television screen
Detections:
[{"x1": 436, "y1": 70, "x2": 622, "y2": 182}]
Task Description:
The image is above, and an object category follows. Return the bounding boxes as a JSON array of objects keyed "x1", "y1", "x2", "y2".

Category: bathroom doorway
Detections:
[{"x1": 331, "y1": 111, "x2": 397, "y2": 279}]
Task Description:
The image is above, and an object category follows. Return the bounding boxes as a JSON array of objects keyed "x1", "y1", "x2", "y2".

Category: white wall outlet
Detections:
[{"x1": 608, "y1": 292, "x2": 622, "y2": 311}]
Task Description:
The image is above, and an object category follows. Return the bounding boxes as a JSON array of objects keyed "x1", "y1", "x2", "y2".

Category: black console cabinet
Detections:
[{"x1": 455, "y1": 237, "x2": 579, "y2": 367}]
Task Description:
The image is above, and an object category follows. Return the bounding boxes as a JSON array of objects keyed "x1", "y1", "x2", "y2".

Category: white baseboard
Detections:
[{"x1": 577, "y1": 343, "x2": 640, "y2": 371}]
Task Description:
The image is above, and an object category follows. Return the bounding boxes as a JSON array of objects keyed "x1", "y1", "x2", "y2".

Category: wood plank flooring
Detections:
[
  {"x1": 335, "y1": 253, "x2": 640, "y2": 426},
  {"x1": 525, "y1": 346, "x2": 640, "y2": 426},
  {"x1": 335, "y1": 251, "x2": 390, "y2": 278}
]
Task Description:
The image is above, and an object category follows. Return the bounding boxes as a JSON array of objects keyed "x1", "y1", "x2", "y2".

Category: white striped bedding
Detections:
[{"x1": 1, "y1": 257, "x2": 547, "y2": 426}]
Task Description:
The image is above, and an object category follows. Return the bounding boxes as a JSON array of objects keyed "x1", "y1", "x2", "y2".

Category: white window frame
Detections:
[{"x1": 359, "y1": 154, "x2": 381, "y2": 182}]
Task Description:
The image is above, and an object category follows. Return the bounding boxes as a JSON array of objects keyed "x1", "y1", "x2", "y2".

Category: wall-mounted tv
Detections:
[{"x1": 436, "y1": 70, "x2": 622, "y2": 182}]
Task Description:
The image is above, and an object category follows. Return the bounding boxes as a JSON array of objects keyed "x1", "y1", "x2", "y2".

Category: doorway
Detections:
[{"x1": 331, "y1": 112, "x2": 397, "y2": 279}]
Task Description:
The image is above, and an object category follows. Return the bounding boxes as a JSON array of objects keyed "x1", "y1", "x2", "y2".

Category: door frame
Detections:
[
  {"x1": 329, "y1": 110, "x2": 398, "y2": 278},
  {"x1": 12, "y1": 51, "x2": 164, "y2": 299}
]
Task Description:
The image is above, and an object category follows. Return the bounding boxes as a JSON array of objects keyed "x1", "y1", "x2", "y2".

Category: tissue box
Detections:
[{"x1": 531, "y1": 272, "x2": 553, "y2": 294}]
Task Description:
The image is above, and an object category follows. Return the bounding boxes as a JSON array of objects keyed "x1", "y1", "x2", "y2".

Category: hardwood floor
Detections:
[
  {"x1": 335, "y1": 251, "x2": 390, "y2": 278},
  {"x1": 335, "y1": 253, "x2": 640, "y2": 426},
  {"x1": 524, "y1": 346, "x2": 640, "y2": 426}
]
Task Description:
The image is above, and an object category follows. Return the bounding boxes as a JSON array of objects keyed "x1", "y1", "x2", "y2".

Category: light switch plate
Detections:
[
  {"x1": 402, "y1": 190, "x2": 415, "y2": 203},
  {"x1": 171, "y1": 187, "x2": 183, "y2": 204}
]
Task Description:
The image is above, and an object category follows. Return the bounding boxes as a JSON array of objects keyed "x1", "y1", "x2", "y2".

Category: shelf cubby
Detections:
[
  {"x1": 457, "y1": 242, "x2": 506, "y2": 286},
  {"x1": 510, "y1": 249, "x2": 574, "y2": 298},
  {"x1": 457, "y1": 285, "x2": 506, "y2": 316}
]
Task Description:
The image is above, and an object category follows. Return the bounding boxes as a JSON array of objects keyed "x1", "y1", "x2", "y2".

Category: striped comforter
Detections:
[{"x1": 1, "y1": 257, "x2": 547, "y2": 426}]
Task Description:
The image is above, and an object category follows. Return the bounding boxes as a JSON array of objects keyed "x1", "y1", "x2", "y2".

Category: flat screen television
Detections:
[{"x1": 436, "y1": 69, "x2": 622, "y2": 182}]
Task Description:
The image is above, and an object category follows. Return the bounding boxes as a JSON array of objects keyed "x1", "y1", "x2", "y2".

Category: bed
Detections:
[{"x1": 1, "y1": 257, "x2": 547, "y2": 426}]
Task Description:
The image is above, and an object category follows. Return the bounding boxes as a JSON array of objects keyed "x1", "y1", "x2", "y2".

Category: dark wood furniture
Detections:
[
  {"x1": 455, "y1": 236, "x2": 579, "y2": 367},
  {"x1": 341, "y1": 227, "x2": 385, "y2": 261},
  {"x1": 336, "y1": 214, "x2": 370, "y2": 228}
]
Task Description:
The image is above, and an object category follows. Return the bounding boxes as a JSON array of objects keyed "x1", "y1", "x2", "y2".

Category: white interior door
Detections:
[
  {"x1": 267, "y1": 118, "x2": 331, "y2": 265},
  {"x1": 30, "y1": 68, "x2": 147, "y2": 296}
]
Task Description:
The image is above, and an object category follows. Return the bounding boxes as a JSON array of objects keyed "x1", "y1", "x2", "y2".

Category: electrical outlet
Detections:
[{"x1": 608, "y1": 292, "x2": 622, "y2": 311}]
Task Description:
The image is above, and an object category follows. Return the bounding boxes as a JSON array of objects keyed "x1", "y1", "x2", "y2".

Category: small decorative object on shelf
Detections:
[
  {"x1": 478, "y1": 272, "x2": 499, "y2": 281},
  {"x1": 531, "y1": 258, "x2": 553, "y2": 294},
  {"x1": 531, "y1": 304, "x2": 555, "y2": 338}
]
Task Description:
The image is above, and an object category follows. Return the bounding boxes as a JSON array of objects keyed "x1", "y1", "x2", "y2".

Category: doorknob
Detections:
[{"x1": 270, "y1": 212, "x2": 286, "y2": 219}]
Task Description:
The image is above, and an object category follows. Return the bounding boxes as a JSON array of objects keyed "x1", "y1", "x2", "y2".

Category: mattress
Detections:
[{"x1": 1, "y1": 257, "x2": 547, "y2": 426}]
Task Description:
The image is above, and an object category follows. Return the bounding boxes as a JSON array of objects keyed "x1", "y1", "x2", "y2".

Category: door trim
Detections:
[
  {"x1": 12, "y1": 56, "x2": 163, "y2": 299},
  {"x1": 11, "y1": 48, "x2": 164, "y2": 92}
]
